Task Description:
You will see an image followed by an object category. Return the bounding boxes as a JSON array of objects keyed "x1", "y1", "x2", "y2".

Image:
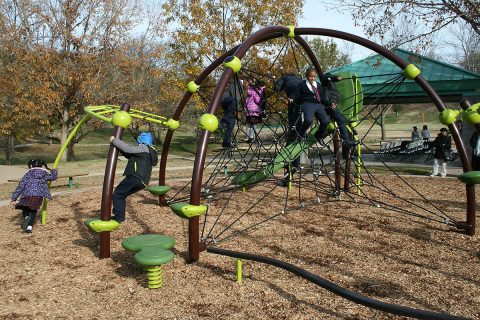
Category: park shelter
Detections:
[{"x1": 329, "y1": 48, "x2": 480, "y2": 104}]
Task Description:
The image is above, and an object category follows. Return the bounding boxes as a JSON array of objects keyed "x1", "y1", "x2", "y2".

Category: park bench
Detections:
[{"x1": 9, "y1": 172, "x2": 88, "y2": 188}]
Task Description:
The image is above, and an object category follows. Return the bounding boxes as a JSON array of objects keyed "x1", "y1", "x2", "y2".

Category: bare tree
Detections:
[
  {"x1": 323, "y1": 1, "x2": 480, "y2": 50},
  {"x1": 447, "y1": 22, "x2": 480, "y2": 72}
]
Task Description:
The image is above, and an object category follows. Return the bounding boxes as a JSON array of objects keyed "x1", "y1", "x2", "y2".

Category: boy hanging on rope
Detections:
[{"x1": 110, "y1": 132, "x2": 158, "y2": 223}]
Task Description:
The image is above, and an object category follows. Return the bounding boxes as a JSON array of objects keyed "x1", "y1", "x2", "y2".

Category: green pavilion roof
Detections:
[{"x1": 329, "y1": 48, "x2": 480, "y2": 104}]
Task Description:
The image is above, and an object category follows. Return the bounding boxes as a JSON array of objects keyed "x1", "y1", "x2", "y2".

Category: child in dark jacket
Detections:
[
  {"x1": 110, "y1": 132, "x2": 158, "y2": 222},
  {"x1": 11, "y1": 159, "x2": 58, "y2": 233}
]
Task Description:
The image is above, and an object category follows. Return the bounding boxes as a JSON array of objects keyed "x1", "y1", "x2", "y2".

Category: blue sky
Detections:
[{"x1": 299, "y1": 1, "x2": 373, "y2": 61}]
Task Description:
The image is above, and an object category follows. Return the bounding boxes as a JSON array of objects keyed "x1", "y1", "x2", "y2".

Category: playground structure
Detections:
[
  {"x1": 154, "y1": 26, "x2": 478, "y2": 263},
  {"x1": 41, "y1": 25, "x2": 478, "y2": 319}
]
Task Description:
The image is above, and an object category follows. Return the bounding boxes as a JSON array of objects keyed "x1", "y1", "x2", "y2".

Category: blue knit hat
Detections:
[{"x1": 137, "y1": 132, "x2": 153, "y2": 146}]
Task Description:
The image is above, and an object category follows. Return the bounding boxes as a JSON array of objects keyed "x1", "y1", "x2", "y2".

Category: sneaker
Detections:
[
  {"x1": 429, "y1": 174, "x2": 436, "y2": 178},
  {"x1": 26, "y1": 225, "x2": 32, "y2": 233},
  {"x1": 111, "y1": 215, "x2": 124, "y2": 223},
  {"x1": 22, "y1": 216, "x2": 31, "y2": 231}
]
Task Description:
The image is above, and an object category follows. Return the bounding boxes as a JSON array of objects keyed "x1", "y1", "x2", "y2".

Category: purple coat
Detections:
[
  {"x1": 11, "y1": 168, "x2": 58, "y2": 201},
  {"x1": 245, "y1": 87, "x2": 264, "y2": 117}
]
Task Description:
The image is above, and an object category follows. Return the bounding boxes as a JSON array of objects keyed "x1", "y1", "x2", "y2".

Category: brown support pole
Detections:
[
  {"x1": 99, "y1": 102, "x2": 130, "y2": 259},
  {"x1": 344, "y1": 150, "x2": 352, "y2": 192},
  {"x1": 459, "y1": 98, "x2": 476, "y2": 235}
]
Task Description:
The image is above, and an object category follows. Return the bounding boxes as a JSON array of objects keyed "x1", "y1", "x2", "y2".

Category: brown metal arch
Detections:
[{"x1": 170, "y1": 26, "x2": 475, "y2": 262}]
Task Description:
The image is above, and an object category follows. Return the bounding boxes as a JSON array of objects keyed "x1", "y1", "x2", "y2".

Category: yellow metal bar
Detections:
[
  {"x1": 236, "y1": 258, "x2": 243, "y2": 283},
  {"x1": 130, "y1": 109, "x2": 167, "y2": 120},
  {"x1": 41, "y1": 114, "x2": 91, "y2": 224}
]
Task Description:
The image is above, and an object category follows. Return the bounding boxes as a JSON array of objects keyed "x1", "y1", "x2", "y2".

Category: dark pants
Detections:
[
  {"x1": 112, "y1": 175, "x2": 145, "y2": 222},
  {"x1": 326, "y1": 107, "x2": 350, "y2": 142},
  {"x1": 299, "y1": 102, "x2": 329, "y2": 141},
  {"x1": 472, "y1": 154, "x2": 480, "y2": 171},
  {"x1": 221, "y1": 117, "x2": 235, "y2": 146},
  {"x1": 20, "y1": 207, "x2": 36, "y2": 226},
  {"x1": 286, "y1": 102, "x2": 302, "y2": 168}
]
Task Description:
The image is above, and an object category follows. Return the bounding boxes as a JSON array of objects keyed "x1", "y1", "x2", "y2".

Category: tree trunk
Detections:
[
  {"x1": 60, "y1": 108, "x2": 69, "y2": 162},
  {"x1": 5, "y1": 133, "x2": 14, "y2": 165},
  {"x1": 67, "y1": 140, "x2": 76, "y2": 161},
  {"x1": 380, "y1": 111, "x2": 386, "y2": 140}
]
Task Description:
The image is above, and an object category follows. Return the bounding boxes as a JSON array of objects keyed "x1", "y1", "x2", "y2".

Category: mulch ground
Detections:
[{"x1": 0, "y1": 175, "x2": 479, "y2": 319}]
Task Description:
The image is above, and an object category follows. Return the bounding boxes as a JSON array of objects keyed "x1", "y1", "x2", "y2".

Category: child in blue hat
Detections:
[{"x1": 109, "y1": 132, "x2": 158, "y2": 222}]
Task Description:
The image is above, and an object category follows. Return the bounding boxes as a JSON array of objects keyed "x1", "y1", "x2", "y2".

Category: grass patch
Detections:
[{"x1": 365, "y1": 165, "x2": 430, "y2": 176}]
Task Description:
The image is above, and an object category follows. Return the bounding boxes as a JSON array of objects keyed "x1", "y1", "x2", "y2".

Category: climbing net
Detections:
[{"x1": 166, "y1": 35, "x2": 463, "y2": 248}]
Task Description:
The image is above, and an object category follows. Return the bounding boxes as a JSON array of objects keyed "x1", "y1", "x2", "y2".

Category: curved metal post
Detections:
[{"x1": 99, "y1": 102, "x2": 130, "y2": 259}]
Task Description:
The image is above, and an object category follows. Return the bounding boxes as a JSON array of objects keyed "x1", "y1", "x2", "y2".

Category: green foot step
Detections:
[
  {"x1": 84, "y1": 218, "x2": 120, "y2": 232},
  {"x1": 147, "y1": 185, "x2": 170, "y2": 196},
  {"x1": 457, "y1": 171, "x2": 480, "y2": 184},
  {"x1": 170, "y1": 202, "x2": 207, "y2": 219},
  {"x1": 122, "y1": 234, "x2": 176, "y2": 289}
]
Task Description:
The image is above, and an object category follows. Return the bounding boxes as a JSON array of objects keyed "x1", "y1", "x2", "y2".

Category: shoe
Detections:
[
  {"x1": 25, "y1": 225, "x2": 32, "y2": 233},
  {"x1": 22, "y1": 216, "x2": 31, "y2": 231},
  {"x1": 343, "y1": 140, "x2": 360, "y2": 147},
  {"x1": 441, "y1": 174, "x2": 446, "y2": 178},
  {"x1": 429, "y1": 174, "x2": 436, "y2": 178},
  {"x1": 111, "y1": 215, "x2": 123, "y2": 223},
  {"x1": 246, "y1": 138, "x2": 253, "y2": 144}
]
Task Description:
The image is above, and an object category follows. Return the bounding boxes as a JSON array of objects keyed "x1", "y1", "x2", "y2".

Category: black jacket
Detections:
[
  {"x1": 293, "y1": 81, "x2": 330, "y2": 107},
  {"x1": 274, "y1": 74, "x2": 303, "y2": 99},
  {"x1": 433, "y1": 134, "x2": 451, "y2": 159},
  {"x1": 112, "y1": 138, "x2": 158, "y2": 185}
]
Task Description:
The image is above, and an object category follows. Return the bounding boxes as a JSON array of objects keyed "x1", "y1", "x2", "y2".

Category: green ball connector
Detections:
[
  {"x1": 111, "y1": 111, "x2": 132, "y2": 128},
  {"x1": 187, "y1": 81, "x2": 200, "y2": 93},
  {"x1": 463, "y1": 103, "x2": 480, "y2": 125},
  {"x1": 285, "y1": 25, "x2": 295, "y2": 38},
  {"x1": 166, "y1": 118, "x2": 180, "y2": 130},
  {"x1": 199, "y1": 113, "x2": 219, "y2": 133},
  {"x1": 223, "y1": 56, "x2": 242, "y2": 73},
  {"x1": 403, "y1": 64, "x2": 421, "y2": 80},
  {"x1": 439, "y1": 109, "x2": 460, "y2": 126}
]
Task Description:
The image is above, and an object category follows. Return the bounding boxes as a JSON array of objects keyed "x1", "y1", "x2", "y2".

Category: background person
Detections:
[{"x1": 430, "y1": 128, "x2": 451, "y2": 178}]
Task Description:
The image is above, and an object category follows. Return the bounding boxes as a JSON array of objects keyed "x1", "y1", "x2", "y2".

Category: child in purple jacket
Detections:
[
  {"x1": 11, "y1": 159, "x2": 58, "y2": 233},
  {"x1": 244, "y1": 79, "x2": 265, "y2": 143}
]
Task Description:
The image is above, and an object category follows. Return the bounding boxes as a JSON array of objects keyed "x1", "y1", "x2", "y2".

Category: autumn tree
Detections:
[
  {"x1": 323, "y1": 0, "x2": 480, "y2": 49},
  {"x1": 162, "y1": 0, "x2": 304, "y2": 80},
  {"x1": 0, "y1": 1, "x2": 55, "y2": 164},
  {"x1": 307, "y1": 38, "x2": 351, "y2": 71}
]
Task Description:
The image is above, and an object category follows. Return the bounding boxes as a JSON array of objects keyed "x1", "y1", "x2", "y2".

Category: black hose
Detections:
[{"x1": 207, "y1": 247, "x2": 468, "y2": 320}]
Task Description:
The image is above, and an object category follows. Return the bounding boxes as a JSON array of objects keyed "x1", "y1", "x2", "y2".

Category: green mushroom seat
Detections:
[
  {"x1": 134, "y1": 247, "x2": 175, "y2": 266},
  {"x1": 122, "y1": 234, "x2": 176, "y2": 289},
  {"x1": 122, "y1": 234, "x2": 176, "y2": 251},
  {"x1": 146, "y1": 185, "x2": 170, "y2": 196},
  {"x1": 457, "y1": 171, "x2": 480, "y2": 184},
  {"x1": 84, "y1": 218, "x2": 120, "y2": 232},
  {"x1": 170, "y1": 202, "x2": 208, "y2": 219}
]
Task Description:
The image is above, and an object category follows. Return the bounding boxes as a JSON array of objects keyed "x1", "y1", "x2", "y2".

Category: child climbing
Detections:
[
  {"x1": 244, "y1": 79, "x2": 266, "y2": 143},
  {"x1": 110, "y1": 132, "x2": 158, "y2": 223},
  {"x1": 10, "y1": 159, "x2": 58, "y2": 233}
]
